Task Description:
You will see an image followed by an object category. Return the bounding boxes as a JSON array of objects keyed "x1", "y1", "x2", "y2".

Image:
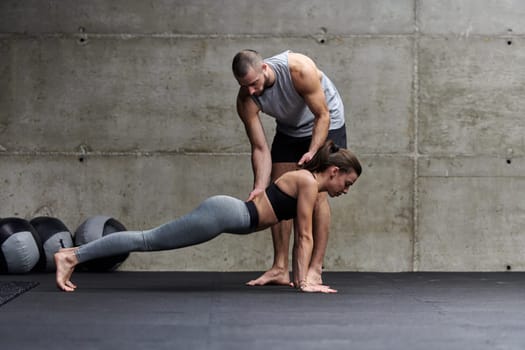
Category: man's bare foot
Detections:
[
  {"x1": 306, "y1": 268, "x2": 323, "y2": 285},
  {"x1": 54, "y1": 248, "x2": 79, "y2": 292},
  {"x1": 246, "y1": 268, "x2": 290, "y2": 286}
]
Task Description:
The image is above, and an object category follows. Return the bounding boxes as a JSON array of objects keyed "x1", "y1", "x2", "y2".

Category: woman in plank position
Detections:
[{"x1": 55, "y1": 140, "x2": 361, "y2": 293}]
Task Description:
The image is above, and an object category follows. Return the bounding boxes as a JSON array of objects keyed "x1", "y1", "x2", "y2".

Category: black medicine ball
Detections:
[
  {"x1": 74, "y1": 216, "x2": 129, "y2": 272},
  {"x1": 30, "y1": 216, "x2": 74, "y2": 272},
  {"x1": 0, "y1": 217, "x2": 44, "y2": 274}
]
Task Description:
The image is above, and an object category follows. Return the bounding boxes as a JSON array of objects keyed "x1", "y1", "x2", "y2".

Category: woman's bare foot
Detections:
[
  {"x1": 300, "y1": 283, "x2": 337, "y2": 294},
  {"x1": 54, "y1": 248, "x2": 79, "y2": 292},
  {"x1": 246, "y1": 267, "x2": 290, "y2": 286}
]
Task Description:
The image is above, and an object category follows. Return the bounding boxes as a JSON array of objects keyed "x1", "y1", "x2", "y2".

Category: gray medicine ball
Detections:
[
  {"x1": 74, "y1": 216, "x2": 129, "y2": 272},
  {"x1": 30, "y1": 216, "x2": 74, "y2": 272},
  {"x1": 0, "y1": 217, "x2": 44, "y2": 274}
]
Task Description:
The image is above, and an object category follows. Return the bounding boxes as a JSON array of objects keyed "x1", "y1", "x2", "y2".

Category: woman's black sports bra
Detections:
[{"x1": 265, "y1": 182, "x2": 298, "y2": 221}]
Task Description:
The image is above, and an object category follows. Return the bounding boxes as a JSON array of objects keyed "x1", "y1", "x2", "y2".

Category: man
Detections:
[{"x1": 232, "y1": 49, "x2": 347, "y2": 286}]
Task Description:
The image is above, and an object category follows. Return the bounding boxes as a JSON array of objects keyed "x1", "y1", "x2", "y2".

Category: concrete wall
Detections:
[{"x1": 1, "y1": 0, "x2": 524, "y2": 272}]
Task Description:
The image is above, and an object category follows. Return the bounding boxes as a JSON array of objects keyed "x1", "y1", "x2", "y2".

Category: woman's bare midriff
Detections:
[{"x1": 251, "y1": 191, "x2": 279, "y2": 230}]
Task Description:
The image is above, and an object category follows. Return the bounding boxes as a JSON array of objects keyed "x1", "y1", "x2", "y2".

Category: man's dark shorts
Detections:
[{"x1": 271, "y1": 124, "x2": 347, "y2": 163}]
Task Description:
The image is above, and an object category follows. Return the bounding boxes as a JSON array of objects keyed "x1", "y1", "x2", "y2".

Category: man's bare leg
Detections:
[
  {"x1": 54, "y1": 247, "x2": 80, "y2": 292},
  {"x1": 307, "y1": 192, "x2": 331, "y2": 285},
  {"x1": 246, "y1": 162, "x2": 296, "y2": 286}
]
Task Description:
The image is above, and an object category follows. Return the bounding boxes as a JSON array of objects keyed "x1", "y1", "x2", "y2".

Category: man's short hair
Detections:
[{"x1": 232, "y1": 49, "x2": 263, "y2": 78}]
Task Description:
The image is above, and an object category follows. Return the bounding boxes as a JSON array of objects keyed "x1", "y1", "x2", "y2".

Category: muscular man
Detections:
[{"x1": 232, "y1": 50, "x2": 347, "y2": 286}]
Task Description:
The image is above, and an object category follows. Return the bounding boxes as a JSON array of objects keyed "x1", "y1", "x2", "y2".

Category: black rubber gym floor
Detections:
[{"x1": 1, "y1": 271, "x2": 525, "y2": 350}]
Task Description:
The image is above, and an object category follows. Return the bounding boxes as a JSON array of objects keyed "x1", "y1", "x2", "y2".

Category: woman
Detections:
[{"x1": 55, "y1": 140, "x2": 362, "y2": 293}]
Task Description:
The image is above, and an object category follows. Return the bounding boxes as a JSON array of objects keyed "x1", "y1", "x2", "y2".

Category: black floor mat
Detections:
[{"x1": 0, "y1": 281, "x2": 39, "y2": 307}]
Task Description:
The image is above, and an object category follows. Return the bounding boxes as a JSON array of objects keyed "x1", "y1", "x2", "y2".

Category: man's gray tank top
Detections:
[{"x1": 252, "y1": 50, "x2": 345, "y2": 138}]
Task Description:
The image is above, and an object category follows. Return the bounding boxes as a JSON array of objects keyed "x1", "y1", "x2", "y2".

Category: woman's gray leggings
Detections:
[{"x1": 75, "y1": 195, "x2": 255, "y2": 264}]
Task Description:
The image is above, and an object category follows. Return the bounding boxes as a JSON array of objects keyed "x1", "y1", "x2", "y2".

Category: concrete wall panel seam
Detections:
[{"x1": 412, "y1": 0, "x2": 421, "y2": 272}]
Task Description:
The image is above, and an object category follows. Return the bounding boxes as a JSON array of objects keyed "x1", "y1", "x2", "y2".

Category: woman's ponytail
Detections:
[{"x1": 302, "y1": 140, "x2": 362, "y2": 176}]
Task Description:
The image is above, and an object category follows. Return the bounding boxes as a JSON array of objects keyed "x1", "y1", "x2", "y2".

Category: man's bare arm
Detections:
[
  {"x1": 236, "y1": 90, "x2": 272, "y2": 200},
  {"x1": 289, "y1": 53, "x2": 330, "y2": 165}
]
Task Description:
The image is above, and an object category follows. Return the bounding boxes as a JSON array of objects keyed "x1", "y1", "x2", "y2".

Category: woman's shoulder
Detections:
[
  {"x1": 286, "y1": 169, "x2": 317, "y2": 188},
  {"x1": 279, "y1": 168, "x2": 312, "y2": 179},
  {"x1": 275, "y1": 169, "x2": 316, "y2": 195},
  {"x1": 296, "y1": 168, "x2": 316, "y2": 179},
  {"x1": 275, "y1": 169, "x2": 316, "y2": 185}
]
